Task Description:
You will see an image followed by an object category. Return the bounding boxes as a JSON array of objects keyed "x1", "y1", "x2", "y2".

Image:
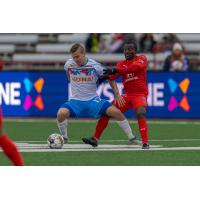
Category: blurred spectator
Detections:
[
  {"x1": 85, "y1": 33, "x2": 101, "y2": 53},
  {"x1": 163, "y1": 43, "x2": 190, "y2": 71},
  {"x1": 0, "y1": 57, "x2": 3, "y2": 71},
  {"x1": 162, "y1": 33, "x2": 180, "y2": 52},
  {"x1": 99, "y1": 34, "x2": 113, "y2": 53},
  {"x1": 107, "y1": 33, "x2": 124, "y2": 53},
  {"x1": 139, "y1": 33, "x2": 157, "y2": 53}
]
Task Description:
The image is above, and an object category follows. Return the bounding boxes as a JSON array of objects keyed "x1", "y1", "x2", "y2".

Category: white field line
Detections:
[
  {"x1": 3, "y1": 143, "x2": 200, "y2": 152},
  {"x1": 4, "y1": 119, "x2": 200, "y2": 125},
  {"x1": 15, "y1": 138, "x2": 200, "y2": 143},
  {"x1": 15, "y1": 146, "x2": 200, "y2": 152}
]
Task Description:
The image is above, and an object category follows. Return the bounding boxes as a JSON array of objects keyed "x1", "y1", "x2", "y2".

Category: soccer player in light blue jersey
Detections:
[{"x1": 57, "y1": 43, "x2": 140, "y2": 146}]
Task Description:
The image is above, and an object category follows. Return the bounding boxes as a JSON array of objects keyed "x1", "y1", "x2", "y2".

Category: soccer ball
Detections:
[{"x1": 47, "y1": 133, "x2": 64, "y2": 149}]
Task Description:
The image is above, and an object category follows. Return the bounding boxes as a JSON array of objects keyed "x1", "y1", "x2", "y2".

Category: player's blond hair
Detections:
[{"x1": 70, "y1": 43, "x2": 85, "y2": 54}]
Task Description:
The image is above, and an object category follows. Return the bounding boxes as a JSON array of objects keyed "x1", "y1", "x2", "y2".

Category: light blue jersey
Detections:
[{"x1": 64, "y1": 58, "x2": 104, "y2": 101}]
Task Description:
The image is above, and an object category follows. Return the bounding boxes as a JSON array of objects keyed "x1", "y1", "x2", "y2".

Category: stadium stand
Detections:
[{"x1": 1, "y1": 33, "x2": 200, "y2": 71}]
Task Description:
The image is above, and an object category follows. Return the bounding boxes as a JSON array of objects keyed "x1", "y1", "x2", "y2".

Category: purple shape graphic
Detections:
[
  {"x1": 23, "y1": 95, "x2": 33, "y2": 110},
  {"x1": 168, "y1": 96, "x2": 178, "y2": 112}
]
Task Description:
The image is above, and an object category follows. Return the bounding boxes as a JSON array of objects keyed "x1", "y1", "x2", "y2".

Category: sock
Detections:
[
  {"x1": 0, "y1": 134, "x2": 24, "y2": 166},
  {"x1": 137, "y1": 118, "x2": 148, "y2": 144},
  {"x1": 93, "y1": 116, "x2": 110, "y2": 140},
  {"x1": 57, "y1": 119, "x2": 68, "y2": 139},
  {"x1": 117, "y1": 119, "x2": 135, "y2": 140}
]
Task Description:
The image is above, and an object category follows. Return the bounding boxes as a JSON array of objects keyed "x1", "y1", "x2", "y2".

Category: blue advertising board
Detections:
[{"x1": 0, "y1": 71, "x2": 200, "y2": 118}]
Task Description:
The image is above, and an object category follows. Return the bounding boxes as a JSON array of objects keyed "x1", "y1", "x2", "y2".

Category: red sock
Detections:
[
  {"x1": 137, "y1": 118, "x2": 148, "y2": 144},
  {"x1": 93, "y1": 116, "x2": 110, "y2": 140},
  {"x1": 0, "y1": 134, "x2": 24, "y2": 166}
]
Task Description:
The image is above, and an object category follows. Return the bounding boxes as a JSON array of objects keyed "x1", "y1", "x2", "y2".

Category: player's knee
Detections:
[
  {"x1": 57, "y1": 108, "x2": 70, "y2": 122},
  {"x1": 136, "y1": 107, "x2": 146, "y2": 119},
  {"x1": 106, "y1": 106, "x2": 125, "y2": 120}
]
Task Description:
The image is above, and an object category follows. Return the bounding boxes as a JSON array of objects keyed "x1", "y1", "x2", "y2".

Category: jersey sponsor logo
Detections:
[
  {"x1": 125, "y1": 73, "x2": 138, "y2": 83},
  {"x1": 122, "y1": 64, "x2": 127, "y2": 68},
  {"x1": 71, "y1": 76, "x2": 94, "y2": 82},
  {"x1": 138, "y1": 59, "x2": 145, "y2": 64}
]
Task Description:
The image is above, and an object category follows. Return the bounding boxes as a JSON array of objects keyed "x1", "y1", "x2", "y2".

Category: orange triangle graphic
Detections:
[
  {"x1": 179, "y1": 78, "x2": 190, "y2": 94},
  {"x1": 34, "y1": 78, "x2": 44, "y2": 93},
  {"x1": 34, "y1": 95, "x2": 44, "y2": 110},
  {"x1": 179, "y1": 96, "x2": 190, "y2": 112}
]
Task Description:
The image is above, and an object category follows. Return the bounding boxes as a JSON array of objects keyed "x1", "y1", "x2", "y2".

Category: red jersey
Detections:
[{"x1": 109, "y1": 55, "x2": 148, "y2": 96}]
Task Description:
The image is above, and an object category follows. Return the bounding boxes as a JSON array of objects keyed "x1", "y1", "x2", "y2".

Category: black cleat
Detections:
[
  {"x1": 142, "y1": 143, "x2": 150, "y2": 149},
  {"x1": 63, "y1": 137, "x2": 68, "y2": 144},
  {"x1": 82, "y1": 137, "x2": 98, "y2": 147}
]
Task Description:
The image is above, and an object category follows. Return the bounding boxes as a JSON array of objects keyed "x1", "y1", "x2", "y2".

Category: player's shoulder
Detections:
[
  {"x1": 137, "y1": 54, "x2": 148, "y2": 62},
  {"x1": 117, "y1": 60, "x2": 125, "y2": 66},
  {"x1": 66, "y1": 58, "x2": 75, "y2": 66},
  {"x1": 64, "y1": 58, "x2": 76, "y2": 70},
  {"x1": 87, "y1": 58, "x2": 101, "y2": 66}
]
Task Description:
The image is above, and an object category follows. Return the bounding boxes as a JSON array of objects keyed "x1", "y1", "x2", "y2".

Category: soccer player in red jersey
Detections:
[
  {"x1": 0, "y1": 107, "x2": 24, "y2": 165},
  {"x1": 82, "y1": 41, "x2": 149, "y2": 149}
]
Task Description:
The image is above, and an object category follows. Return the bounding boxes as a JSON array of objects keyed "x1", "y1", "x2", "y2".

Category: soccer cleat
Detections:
[
  {"x1": 129, "y1": 136, "x2": 142, "y2": 145},
  {"x1": 142, "y1": 143, "x2": 150, "y2": 149},
  {"x1": 82, "y1": 137, "x2": 98, "y2": 147},
  {"x1": 63, "y1": 137, "x2": 68, "y2": 144}
]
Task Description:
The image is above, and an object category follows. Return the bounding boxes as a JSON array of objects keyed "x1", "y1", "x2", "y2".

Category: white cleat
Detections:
[{"x1": 129, "y1": 136, "x2": 142, "y2": 145}]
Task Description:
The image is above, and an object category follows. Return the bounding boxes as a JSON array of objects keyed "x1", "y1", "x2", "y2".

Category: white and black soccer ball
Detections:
[{"x1": 47, "y1": 133, "x2": 64, "y2": 149}]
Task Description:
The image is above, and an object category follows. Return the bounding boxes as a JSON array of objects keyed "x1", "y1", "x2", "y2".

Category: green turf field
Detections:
[{"x1": 1, "y1": 119, "x2": 200, "y2": 166}]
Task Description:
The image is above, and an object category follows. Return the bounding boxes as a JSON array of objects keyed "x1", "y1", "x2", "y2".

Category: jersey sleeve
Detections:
[
  {"x1": 64, "y1": 59, "x2": 72, "y2": 71},
  {"x1": 64, "y1": 59, "x2": 72, "y2": 80},
  {"x1": 94, "y1": 64, "x2": 105, "y2": 77},
  {"x1": 108, "y1": 73, "x2": 121, "y2": 81},
  {"x1": 117, "y1": 55, "x2": 147, "y2": 74}
]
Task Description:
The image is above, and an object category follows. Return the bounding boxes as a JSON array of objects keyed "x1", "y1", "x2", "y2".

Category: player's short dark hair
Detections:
[
  {"x1": 124, "y1": 40, "x2": 138, "y2": 52},
  {"x1": 70, "y1": 43, "x2": 85, "y2": 54}
]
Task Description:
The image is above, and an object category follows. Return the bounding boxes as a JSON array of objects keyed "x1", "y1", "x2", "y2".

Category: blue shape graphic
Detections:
[
  {"x1": 23, "y1": 78, "x2": 33, "y2": 93},
  {"x1": 168, "y1": 78, "x2": 178, "y2": 93}
]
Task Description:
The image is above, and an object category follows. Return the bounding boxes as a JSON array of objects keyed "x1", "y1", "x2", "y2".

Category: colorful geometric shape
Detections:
[
  {"x1": 23, "y1": 78, "x2": 33, "y2": 93},
  {"x1": 34, "y1": 78, "x2": 44, "y2": 93},
  {"x1": 179, "y1": 78, "x2": 190, "y2": 94},
  {"x1": 179, "y1": 96, "x2": 190, "y2": 112},
  {"x1": 168, "y1": 78, "x2": 178, "y2": 93},
  {"x1": 23, "y1": 95, "x2": 33, "y2": 110},
  {"x1": 34, "y1": 95, "x2": 44, "y2": 110},
  {"x1": 168, "y1": 96, "x2": 179, "y2": 112}
]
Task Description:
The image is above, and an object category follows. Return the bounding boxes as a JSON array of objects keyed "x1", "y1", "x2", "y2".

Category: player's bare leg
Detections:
[
  {"x1": 57, "y1": 108, "x2": 71, "y2": 143},
  {"x1": 136, "y1": 106, "x2": 149, "y2": 149}
]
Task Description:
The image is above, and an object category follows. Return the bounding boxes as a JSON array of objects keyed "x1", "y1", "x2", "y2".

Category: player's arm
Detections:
[
  {"x1": 103, "y1": 56, "x2": 147, "y2": 75},
  {"x1": 64, "y1": 60, "x2": 71, "y2": 81},
  {"x1": 108, "y1": 80, "x2": 126, "y2": 107}
]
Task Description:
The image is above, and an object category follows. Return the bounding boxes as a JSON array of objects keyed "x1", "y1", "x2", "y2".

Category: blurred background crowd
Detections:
[{"x1": 0, "y1": 33, "x2": 199, "y2": 71}]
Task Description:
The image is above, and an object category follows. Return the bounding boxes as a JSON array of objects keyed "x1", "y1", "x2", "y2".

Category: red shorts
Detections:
[{"x1": 113, "y1": 94, "x2": 147, "y2": 113}]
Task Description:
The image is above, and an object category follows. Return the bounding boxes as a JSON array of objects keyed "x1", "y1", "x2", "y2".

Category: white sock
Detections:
[
  {"x1": 57, "y1": 119, "x2": 68, "y2": 139},
  {"x1": 117, "y1": 119, "x2": 135, "y2": 140}
]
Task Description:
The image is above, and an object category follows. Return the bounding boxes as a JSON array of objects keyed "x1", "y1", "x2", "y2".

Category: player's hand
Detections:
[
  {"x1": 103, "y1": 67, "x2": 119, "y2": 75},
  {"x1": 96, "y1": 74, "x2": 109, "y2": 85},
  {"x1": 114, "y1": 94, "x2": 126, "y2": 107}
]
